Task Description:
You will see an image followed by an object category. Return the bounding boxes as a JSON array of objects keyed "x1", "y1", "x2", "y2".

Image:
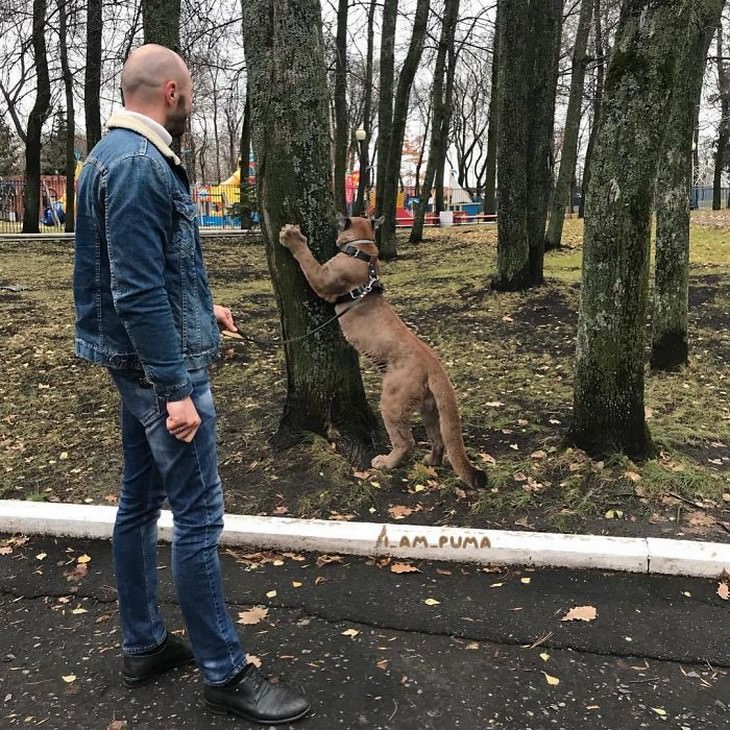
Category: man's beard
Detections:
[{"x1": 166, "y1": 94, "x2": 189, "y2": 138}]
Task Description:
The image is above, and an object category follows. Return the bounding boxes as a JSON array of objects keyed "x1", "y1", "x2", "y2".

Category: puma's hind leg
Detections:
[
  {"x1": 371, "y1": 379, "x2": 417, "y2": 470},
  {"x1": 421, "y1": 390, "x2": 444, "y2": 466}
]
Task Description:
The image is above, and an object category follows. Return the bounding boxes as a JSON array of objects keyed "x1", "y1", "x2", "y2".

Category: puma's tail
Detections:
[{"x1": 427, "y1": 368, "x2": 487, "y2": 489}]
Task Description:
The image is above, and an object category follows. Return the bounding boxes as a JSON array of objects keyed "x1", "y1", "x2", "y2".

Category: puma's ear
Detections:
[
  {"x1": 337, "y1": 213, "x2": 352, "y2": 231},
  {"x1": 372, "y1": 215, "x2": 385, "y2": 230}
]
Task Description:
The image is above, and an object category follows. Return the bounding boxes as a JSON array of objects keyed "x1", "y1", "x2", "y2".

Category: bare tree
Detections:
[
  {"x1": 545, "y1": 0, "x2": 593, "y2": 251},
  {"x1": 377, "y1": 0, "x2": 430, "y2": 258}
]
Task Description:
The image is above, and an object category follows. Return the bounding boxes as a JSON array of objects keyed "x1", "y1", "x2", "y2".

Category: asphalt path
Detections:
[{"x1": 1, "y1": 534, "x2": 728, "y2": 730}]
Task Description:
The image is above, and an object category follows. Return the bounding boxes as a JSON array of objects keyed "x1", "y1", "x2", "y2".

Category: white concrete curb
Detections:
[{"x1": 1, "y1": 499, "x2": 728, "y2": 578}]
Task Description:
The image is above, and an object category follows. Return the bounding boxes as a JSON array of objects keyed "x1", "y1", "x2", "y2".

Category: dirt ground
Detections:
[{"x1": 0, "y1": 218, "x2": 728, "y2": 541}]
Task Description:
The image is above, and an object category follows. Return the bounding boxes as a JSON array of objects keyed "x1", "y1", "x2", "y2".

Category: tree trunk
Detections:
[
  {"x1": 651, "y1": 1, "x2": 724, "y2": 371},
  {"x1": 238, "y1": 94, "x2": 254, "y2": 229},
  {"x1": 375, "y1": 0, "x2": 397, "y2": 220},
  {"x1": 353, "y1": 0, "x2": 376, "y2": 217},
  {"x1": 713, "y1": 27, "x2": 730, "y2": 211},
  {"x1": 377, "y1": 0, "x2": 429, "y2": 258},
  {"x1": 22, "y1": 0, "x2": 51, "y2": 235},
  {"x1": 242, "y1": 0, "x2": 378, "y2": 464},
  {"x1": 491, "y1": 0, "x2": 562, "y2": 290},
  {"x1": 333, "y1": 0, "x2": 348, "y2": 214},
  {"x1": 142, "y1": 0, "x2": 180, "y2": 52},
  {"x1": 483, "y1": 3, "x2": 500, "y2": 217},
  {"x1": 410, "y1": 0, "x2": 460, "y2": 244},
  {"x1": 57, "y1": 0, "x2": 76, "y2": 233},
  {"x1": 545, "y1": 0, "x2": 592, "y2": 251},
  {"x1": 571, "y1": 0, "x2": 695, "y2": 457},
  {"x1": 579, "y1": 0, "x2": 605, "y2": 220},
  {"x1": 85, "y1": 0, "x2": 103, "y2": 150}
]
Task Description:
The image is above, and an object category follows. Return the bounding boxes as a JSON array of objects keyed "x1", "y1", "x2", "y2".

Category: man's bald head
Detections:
[
  {"x1": 121, "y1": 44, "x2": 189, "y2": 103},
  {"x1": 120, "y1": 44, "x2": 193, "y2": 137}
]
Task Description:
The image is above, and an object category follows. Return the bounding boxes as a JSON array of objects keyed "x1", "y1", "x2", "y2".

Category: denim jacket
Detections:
[{"x1": 74, "y1": 112, "x2": 219, "y2": 401}]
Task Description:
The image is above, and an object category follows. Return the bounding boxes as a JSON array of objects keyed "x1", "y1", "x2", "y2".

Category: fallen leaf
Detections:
[
  {"x1": 342, "y1": 628, "x2": 360, "y2": 638},
  {"x1": 718, "y1": 582, "x2": 729, "y2": 601},
  {"x1": 539, "y1": 652, "x2": 550, "y2": 662},
  {"x1": 530, "y1": 450, "x2": 547, "y2": 460},
  {"x1": 291, "y1": 581, "x2": 303, "y2": 588},
  {"x1": 316, "y1": 554, "x2": 344, "y2": 567},
  {"x1": 436, "y1": 568, "x2": 452, "y2": 575},
  {"x1": 465, "y1": 642, "x2": 479, "y2": 650},
  {"x1": 36, "y1": 552, "x2": 47, "y2": 561},
  {"x1": 391, "y1": 563, "x2": 421, "y2": 574},
  {"x1": 238, "y1": 606, "x2": 269, "y2": 625},
  {"x1": 71, "y1": 607, "x2": 88, "y2": 615},
  {"x1": 424, "y1": 598, "x2": 441, "y2": 606},
  {"x1": 561, "y1": 605, "x2": 598, "y2": 622},
  {"x1": 0, "y1": 546, "x2": 13, "y2": 556},
  {"x1": 64, "y1": 563, "x2": 88, "y2": 582},
  {"x1": 107, "y1": 721, "x2": 128, "y2": 730},
  {"x1": 266, "y1": 590, "x2": 277, "y2": 599},
  {"x1": 246, "y1": 654, "x2": 262, "y2": 668},
  {"x1": 520, "y1": 577, "x2": 531, "y2": 585},
  {"x1": 77, "y1": 554, "x2": 92, "y2": 564},
  {"x1": 489, "y1": 582, "x2": 504, "y2": 588},
  {"x1": 652, "y1": 708, "x2": 667, "y2": 717},
  {"x1": 62, "y1": 675, "x2": 76, "y2": 683},
  {"x1": 624, "y1": 471, "x2": 641, "y2": 482},
  {"x1": 543, "y1": 672, "x2": 560, "y2": 686},
  {"x1": 272, "y1": 505, "x2": 289, "y2": 516},
  {"x1": 376, "y1": 659, "x2": 389, "y2": 670},
  {"x1": 388, "y1": 505, "x2": 414, "y2": 520},
  {"x1": 485, "y1": 401, "x2": 505, "y2": 408}
]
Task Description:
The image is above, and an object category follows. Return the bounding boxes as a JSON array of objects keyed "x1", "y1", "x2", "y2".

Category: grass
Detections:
[{"x1": 0, "y1": 215, "x2": 727, "y2": 539}]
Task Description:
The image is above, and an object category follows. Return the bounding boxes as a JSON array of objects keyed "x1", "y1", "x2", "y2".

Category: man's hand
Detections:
[
  {"x1": 214, "y1": 304, "x2": 237, "y2": 333},
  {"x1": 166, "y1": 397, "x2": 201, "y2": 442}
]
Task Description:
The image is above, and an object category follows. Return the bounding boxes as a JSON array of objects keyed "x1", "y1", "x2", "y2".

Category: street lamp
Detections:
[{"x1": 354, "y1": 125, "x2": 368, "y2": 216}]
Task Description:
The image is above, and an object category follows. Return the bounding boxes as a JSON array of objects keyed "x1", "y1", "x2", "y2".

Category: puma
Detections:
[{"x1": 278, "y1": 216, "x2": 486, "y2": 489}]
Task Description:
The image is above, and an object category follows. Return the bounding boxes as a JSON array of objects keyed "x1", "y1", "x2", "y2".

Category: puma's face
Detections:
[{"x1": 336, "y1": 215, "x2": 381, "y2": 246}]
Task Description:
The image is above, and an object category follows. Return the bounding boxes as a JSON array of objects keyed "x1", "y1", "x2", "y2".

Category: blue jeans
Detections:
[{"x1": 109, "y1": 367, "x2": 246, "y2": 686}]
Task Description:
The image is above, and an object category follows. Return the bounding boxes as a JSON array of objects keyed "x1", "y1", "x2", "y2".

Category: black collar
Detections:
[{"x1": 338, "y1": 240, "x2": 377, "y2": 263}]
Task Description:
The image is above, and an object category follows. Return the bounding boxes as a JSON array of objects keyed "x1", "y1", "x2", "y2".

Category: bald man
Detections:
[{"x1": 73, "y1": 44, "x2": 309, "y2": 725}]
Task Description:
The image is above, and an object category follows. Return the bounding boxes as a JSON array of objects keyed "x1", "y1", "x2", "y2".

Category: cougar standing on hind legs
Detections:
[{"x1": 278, "y1": 215, "x2": 486, "y2": 489}]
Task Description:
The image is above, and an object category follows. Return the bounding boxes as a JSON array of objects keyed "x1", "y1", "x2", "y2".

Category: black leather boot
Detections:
[
  {"x1": 203, "y1": 664, "x2": 310, "y2": 725},
  {"x1": 122, "y1": 633, "x2": 195, "y2": 688}
]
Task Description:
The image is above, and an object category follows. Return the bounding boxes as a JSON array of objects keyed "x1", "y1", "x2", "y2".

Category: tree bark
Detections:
[
  {"x1": 238, "y1": 94, "x2": 254, "y2": 229},
  {"x1": 333, "y1": 0, "x2": 348, "y2": 214},
  {"x1": 579, "y1": 0, "x2": 605, "y2": 220},
  {"x1": 22, "y1": 0, "x2": 51, "y2": 234},
  {"x1": 483, "y1": 4, "x2": 500, "y2": 217},
  {"x1": 142, "y1": 0, "x2": 180, "y2": 52},
  {"x1": 375, "y1": 0, "x2": 397, "y2": 221},
  {"x1": 545, "y1": 0, "x2": 592, "y2": 251},
  {"x1": 651, "y1": 1, "x2": 724, "y2": 371},
  {"x1": 409, "y1": 0, "x2": 460, "y2": 244},
  {"x1": 353, "y1": 0, "x2": 376, "y2": 217},
  {"x1": 57, "y1": 0, "x2": 76, "y2": 233},
  {"x1": 377, "y1": 0, "x2": 429, "y2": 258},
  {"x1": 491, "y1": 0, "x2": 562, "y2": 290},
  {"x1": 84, "y1": 0, "x2": 103, "y2": 150},
  {"x1": 712, "y1": 26, "x2": 730, "y2": 211},
  {"x1": 571, "y1": 0, "x2": 695, "y2": 457},
  {"x1": 242, "y1": 0, "x2": 379, "y2": 464}
]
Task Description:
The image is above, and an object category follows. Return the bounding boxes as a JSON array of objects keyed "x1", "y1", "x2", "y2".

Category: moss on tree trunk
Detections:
[
  {"x1": 652, "y1": 1, "x2": 724, "y2": 371},
  {"x1": 572, "y1": 0, "x2": 696, "y2": 457}
]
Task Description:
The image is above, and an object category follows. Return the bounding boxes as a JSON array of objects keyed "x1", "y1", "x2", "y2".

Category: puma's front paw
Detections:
[{"x1": 279, "y1": 224, "x2": 308, "y2": 252}]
